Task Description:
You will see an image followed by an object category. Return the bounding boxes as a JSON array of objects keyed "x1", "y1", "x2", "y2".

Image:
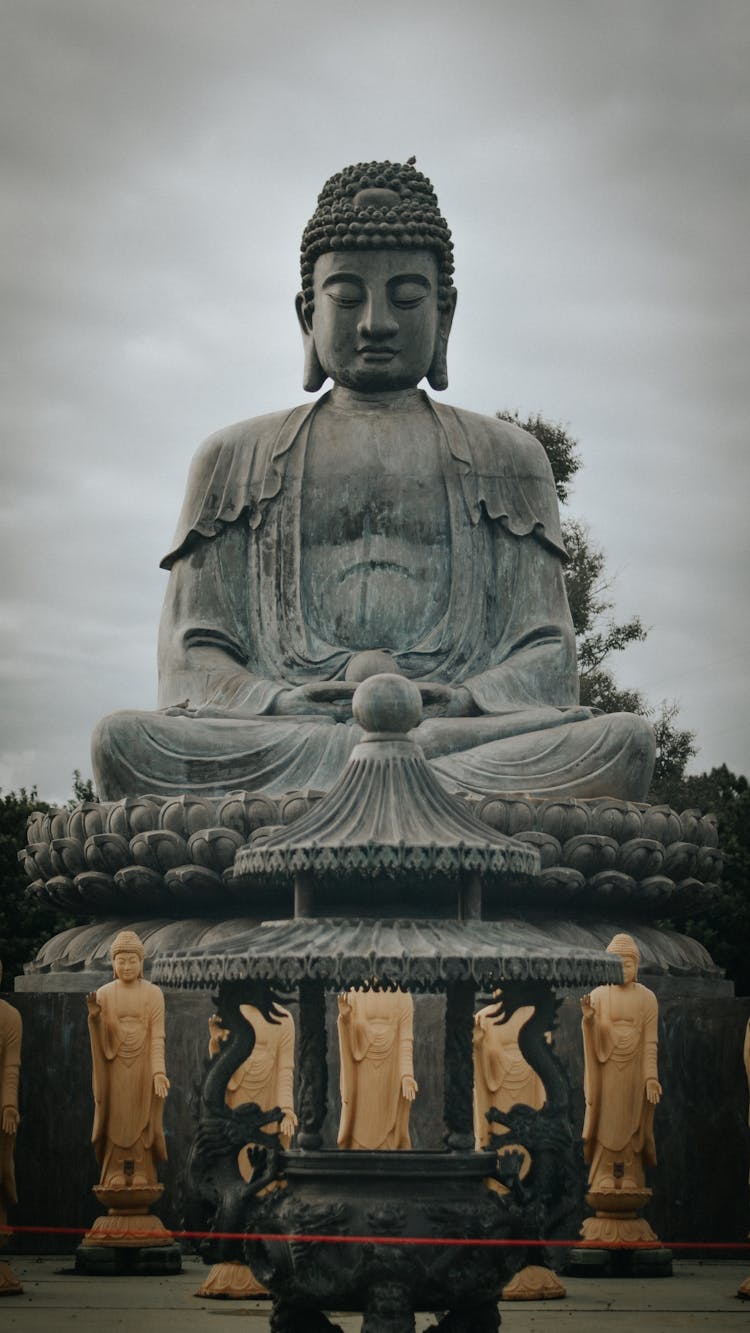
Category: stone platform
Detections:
[{"x1": 2, "y1": 1256, "x2": 750, "y2": 1331}]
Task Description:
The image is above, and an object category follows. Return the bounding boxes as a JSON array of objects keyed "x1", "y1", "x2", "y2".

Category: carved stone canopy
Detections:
[
  {"x1": 151, "y1": 916, "x2": 623, "y2": 994},
  {"x1": 233, "y1": 675, "x2": 539, "y2": 916}
]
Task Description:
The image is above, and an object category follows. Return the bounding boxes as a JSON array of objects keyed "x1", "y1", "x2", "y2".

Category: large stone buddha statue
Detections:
[{"x1": 92, "y1": 160, "x2": 654, "y2": 802}]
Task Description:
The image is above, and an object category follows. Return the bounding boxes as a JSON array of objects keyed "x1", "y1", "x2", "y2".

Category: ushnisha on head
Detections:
[
  {"x1": 300, "y1": 159, "x2": 454, "y2": 319},
  {"x1": 110, "y1": 929, "x2": 145, "y2": 981},
  {"x1": 606, "y1": 932, "x2": 640, "y2": 983},
  {"x1": 297, "y1": 159, "x2": 457, "y2": 392}
]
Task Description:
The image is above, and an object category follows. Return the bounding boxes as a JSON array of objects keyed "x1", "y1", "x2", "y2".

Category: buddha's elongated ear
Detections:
[
  {"x1": 426, "y1": 288, "x2": 457, "y2": 391},
  {"x1": 295, "y1": 291, "x2": 327, "y2": 393}
]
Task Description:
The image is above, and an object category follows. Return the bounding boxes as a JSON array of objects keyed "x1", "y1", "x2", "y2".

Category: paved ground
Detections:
[{"x1": 1, "y1": 1256, "x2": 749, "y2": 1331}]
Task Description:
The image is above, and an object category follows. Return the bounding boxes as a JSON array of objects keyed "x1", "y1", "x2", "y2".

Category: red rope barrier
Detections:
[{"x1": 7, "y1": 1224, "x2": 750, "y2": 1250}]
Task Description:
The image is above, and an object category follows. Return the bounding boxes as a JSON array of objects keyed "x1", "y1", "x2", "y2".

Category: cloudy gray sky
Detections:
[{"x1": 1, "y1": 0, "x2": 748, "y2": 802}]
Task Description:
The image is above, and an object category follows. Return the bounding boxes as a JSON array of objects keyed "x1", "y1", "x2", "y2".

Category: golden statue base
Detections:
[
  {"x1": 82, "y1": 1212, "x2": 173, "y2": 1248},
  {"x1": 196, "y1": 1260, "x2": 269, "y2": 1299},
  {"x1": 502, "y1": 1264, "x2": 566, "y2": 1300},
  {"x1": 581, "y1": 1186, "x2": 659, "y2": 1246},
  {"x1": 82, "y1": 1183, "x2": 172, "y2": 1248},
  {"x1": 567, "y1": 1185, "x2": 672, "y2": 1278},
  {"x1": 0, "y1": 1261, "x2": 22, "y2": 1296}
]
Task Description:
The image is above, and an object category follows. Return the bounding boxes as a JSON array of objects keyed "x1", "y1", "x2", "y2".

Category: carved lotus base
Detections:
[
  {"x1": 196, "y1": 1261, "x2": 269, "y2": 1299},
  {"x1": 22, "y1": 791, "x2": 722, "y2": 920},
  {"x1": 501, "y1": 1264, "x2": 565, "y2": 1300},
  {"x1": 0, "y1": 1261, "x2": 22, "y2": 1295},
  {"x1": 581, "y1": 1186, "x2": 659, "y2": 1245},
  {"x1": 586, "y1": 1184, "x2": 652, "y2": 1215},
  {"x1": 83, "y1": 1210, "x2": 171, "y2": 1247},
  {"x1": 93, "y1": 1181, "x2": 164, "y2": 1212},
  {"x1": 738, "y1": 1273, "x2": 750, "y2": 1299}
]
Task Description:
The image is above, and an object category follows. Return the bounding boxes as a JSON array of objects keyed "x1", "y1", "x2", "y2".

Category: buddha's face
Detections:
[
  {"x1": 114, "y1": 949, "x2": 142, "y2": 983},
  {"x1": 618, "y1": 952, "x2": 638, "y2": 984},
  {"x1": 302, "y1": 249, "x2": 450, "y2": 392}
]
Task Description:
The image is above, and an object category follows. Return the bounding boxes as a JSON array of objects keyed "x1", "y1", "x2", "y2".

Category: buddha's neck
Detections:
[{"x1": 327, "y1": 386, "x2": 426, "y2": 412}]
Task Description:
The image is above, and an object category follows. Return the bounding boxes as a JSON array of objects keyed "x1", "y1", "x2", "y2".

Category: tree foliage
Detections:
[
  {"x1": 497, "y1": 411, "x2": 750, "y2": 990},
  {"x1": 0, "y1": 787, "x2": 82, "y2": 991},
  {"x1": 650, "y1": 766, "x2": 750, "y2": 996}
]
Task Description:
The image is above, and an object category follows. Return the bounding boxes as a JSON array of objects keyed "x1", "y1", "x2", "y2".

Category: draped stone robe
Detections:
[{"x1": 92, "y1": 393, "x2": 654, "y2": 799}]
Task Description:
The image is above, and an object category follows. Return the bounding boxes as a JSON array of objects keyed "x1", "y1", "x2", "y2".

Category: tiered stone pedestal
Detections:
[
  {"x1": 567, "y1": 1186, "x2": 672, "y2": 1278},
  {"x1": 76, "y1": 1183, "x2": 181, "y2": 1275}
]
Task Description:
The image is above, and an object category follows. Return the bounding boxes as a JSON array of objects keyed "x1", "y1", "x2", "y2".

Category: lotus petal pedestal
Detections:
[
  {"x1": 567, "y1": 1186, "x2": 672, "y2": 1278},
  {"x1": 76, "y1": 1183, "x2": 181, "y2": 1275}
]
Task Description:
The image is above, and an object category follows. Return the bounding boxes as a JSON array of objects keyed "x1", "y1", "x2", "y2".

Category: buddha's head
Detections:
[
  {"x1": 297, "y1": 160, "x2": 457, "y2": 393},
  {"x1": 606, "y1": 932, "x2": 640, "y2": 985},
  {"x1": 111, "y1": 929, "x2": 144, "y2": 983}
]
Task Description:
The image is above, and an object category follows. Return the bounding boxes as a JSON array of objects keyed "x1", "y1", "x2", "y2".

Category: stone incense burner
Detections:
[{"x1": 154, "y1": 675, "x2": 620, "y2": 1333}]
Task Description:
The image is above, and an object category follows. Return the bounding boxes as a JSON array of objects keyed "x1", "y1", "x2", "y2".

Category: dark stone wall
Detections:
[{"x1": 5, "y1": 988, "x2": 750, "y2": 1253}]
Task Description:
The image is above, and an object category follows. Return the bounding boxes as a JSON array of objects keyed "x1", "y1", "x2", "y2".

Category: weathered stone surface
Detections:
[
  {"x1": 19, "y1": 789, "x2": 723, "y2": 920},
  {"x1": 89, "y1": 157, "x2": 656, "y2": 807}
]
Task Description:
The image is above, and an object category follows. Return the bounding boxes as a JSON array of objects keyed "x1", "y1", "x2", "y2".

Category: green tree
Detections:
[
  {"x1": 69, "y1": 768, "x2": 98, "y2": 807},
  {"x1": 650, "y1": 766, "x2": 750, "y2": 997},
  {"x1": 0, "y1": 779, "x2": 93, "y2": 991}
]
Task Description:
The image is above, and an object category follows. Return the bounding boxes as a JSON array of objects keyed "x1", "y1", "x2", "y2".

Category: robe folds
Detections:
[
  {"x1": 337, "y1": 989, "x2": 415, "y2": 1151},
  {"x1": 582, "y1": 980, "x2": 659, "y2": 1188},
  {"x1": 89, "y1": 979, "x2": 167, "y2": 1182},
  {"x1": 92, "y1": 392, "x2": 655, "y2": 799}
]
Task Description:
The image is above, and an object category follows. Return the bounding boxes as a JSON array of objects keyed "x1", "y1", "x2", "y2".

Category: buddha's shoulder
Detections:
[
  {"x1": 189, "y1": 405, "x2": 310, "y2": 470},
  {"x1": 435, "y1": 402, "x2": 551, "y2": 472}
]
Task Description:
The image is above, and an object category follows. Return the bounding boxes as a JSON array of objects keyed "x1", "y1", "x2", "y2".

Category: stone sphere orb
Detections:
[
  {"x1": 353, "y1": 673, "x2": 423, "y2": 736},
  {"x1": 345, "y1": 649, "x2": 401, "y2": 683}
]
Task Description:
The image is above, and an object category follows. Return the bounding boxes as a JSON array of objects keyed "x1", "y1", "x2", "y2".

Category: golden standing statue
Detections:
[
  {"x1": 338, "y1": 987, "x2": 417, "y2": 1151},
  {"x1": 82, "y1": 930, "x2": 174, "y2": 1249},
  {"x1": 580, "y1": 933, "x2": 663, "y2": 1245}
]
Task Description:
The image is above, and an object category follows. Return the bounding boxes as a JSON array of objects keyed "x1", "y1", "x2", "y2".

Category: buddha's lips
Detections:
[{"x1": 358, "y1": 347, "x2": 398, "y2": 358}]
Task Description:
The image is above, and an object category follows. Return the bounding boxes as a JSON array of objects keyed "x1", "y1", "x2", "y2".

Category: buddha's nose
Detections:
[{"x1": 358, "y1": 294, "x2": 398, "y2": 340}]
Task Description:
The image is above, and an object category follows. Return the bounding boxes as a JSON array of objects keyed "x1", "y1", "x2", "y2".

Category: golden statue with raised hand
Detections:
[
  {"x1": 579, "y1": 932, "x2": 665, "y2": 1249},
  {"x1": 86, "y1": 931, "x2": 169, "y2": 1191},
  {"x1": 338, "y1": 986, "x2": 417, "y2": 1151},
  {"x1": 81, "y1": 930, "x2": 176, "y2": 1257},
  {"x1": 581, "y1": 933, "x2": 661, "y2": 1194}
]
